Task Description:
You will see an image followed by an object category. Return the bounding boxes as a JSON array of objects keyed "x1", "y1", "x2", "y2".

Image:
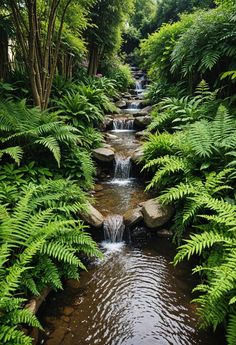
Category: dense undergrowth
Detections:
[
  {"x1": 0, "y1": 71, "x2": 133, "y2": 344},
  {"x1": 140, "y1": 2, "x2": 236, "y2": 343},
  {"x1": 0, "y1": 0, "x2": 136, "y2": 341}
]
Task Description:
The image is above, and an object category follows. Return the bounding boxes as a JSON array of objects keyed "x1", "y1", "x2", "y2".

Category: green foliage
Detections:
[
  {"x1": 140, "y1": 13, "x2": 196, "y2": 82},
  {"x1": 140, "y1": 4, "x2": 236, "y2": 98},
  {"x1": 172, "y1": 193, "x2": 236, "y2": 344},
  {"x1": 143, "y1": 81, "x2": 236, "y2": 343},
  {"x1": 102, "y1": 60, "x2": 134, "y2": 91},
  {"x1": 171, "y1": 6, "x2": 236, "y2": 81},
  {"x1": 60, "y1": 148, "x2": 96, "y2": 189},
  {"x1": 0, "y1": 182, "x2": 102, "y2": 344},
  {"x1": 0, "y1": 99, "x2": 80, "y2": 167},
  {"x1": 152, "y1": 0, "x2": 214, "y2": 31},
  {"x1": 122, "y1": 0, "x2": 157, "y2": 53},
  {"x1": 56, "y1": 91, "x2": 104, "y2": 128},
  {"x1": 148, "y1": 81, "x2": 219, "y2": 132},
  {"x1": 86, "y1": 0, "x2": 134, "y2": 59}
]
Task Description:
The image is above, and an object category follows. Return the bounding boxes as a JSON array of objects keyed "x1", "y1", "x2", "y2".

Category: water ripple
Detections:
[{"x1": 40, "y1": 242, "x2": 223, "y2": 345}]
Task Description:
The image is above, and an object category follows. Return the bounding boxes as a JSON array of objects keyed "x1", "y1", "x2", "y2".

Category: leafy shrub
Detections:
[
  {"x1": 148, "y1": 81, "x2": 219, "y2": 132},
  {"x1": 76, "y1": 84, "x2": 117, "y2": 113},
  {"x1": 60, "y1": 148, "x2": 96, "y2": 189},
  {"x1": 84, "y1": 76, "x2": 119, "y2": 98},
  {"x1": 102, "y1": 60, "x2": 134, "y2": 91},
  {"x1": 171, "y1": 6, "x2": 236, "y2": 83},
  {"x1": 57, "y1": 91, "x2": 104, "y2": 127},
  {"x1": 140, "y1": 13, "x2": 196, "y2": 82},
  {"x1": 0, "y1": 181, "x2": 102, "y2": 345},
  {"x1": 0, "y1": 99, "x2": 79, "y2": 167},
  {"x1": 142, "y1": 95, "x2": 236, "y2": 342}
]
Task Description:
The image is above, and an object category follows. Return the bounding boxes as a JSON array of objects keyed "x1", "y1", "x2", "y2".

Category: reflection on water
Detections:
[{"x1": 38, "y1": 240, "x2": 225, "y2": 345}]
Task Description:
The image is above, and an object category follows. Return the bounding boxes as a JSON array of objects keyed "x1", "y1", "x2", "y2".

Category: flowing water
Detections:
[
  {"x1": 103, "y1": 215, "x2": 125, "y2": 243},
  {"x1": 113, "y1": 119, "x2": 134, "y2": 131},
  {"x1": 38, "y1": 68, "x2": 225, "y2": 345}
]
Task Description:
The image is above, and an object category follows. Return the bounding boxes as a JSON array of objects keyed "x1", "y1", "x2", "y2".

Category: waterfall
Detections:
[
  {"x1": 113, "y1": 156, "x2": 131, "y2": 180},
  {"x1": 128, "y1": 101, "x2": 140, "y2": 110},
  {"x1": 113, "y1": 119, "x2": 134, "y2": 131},
  {"x1": 103, "y1": 215, "x2": 125, "y2": 243},
  {"x1": 135, "y1": 80, "x2": 143, "y2": 91}
]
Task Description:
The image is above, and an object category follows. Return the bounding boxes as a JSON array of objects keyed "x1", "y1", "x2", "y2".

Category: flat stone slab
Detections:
[
  {"x1": 92, "y1": 148, "x2": 115, "y2": 162},
  {"x1": 142, "y1": 199, "x2": 174, "y2": 229}
]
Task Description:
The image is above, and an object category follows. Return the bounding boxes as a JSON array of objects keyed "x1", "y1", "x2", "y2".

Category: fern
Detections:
[
  {"x1": 0, "y1": 99, "x2": 80, "y2": 166},
  {"x1": 0, "y1": 182, "x2": 102, "y2": 344}
]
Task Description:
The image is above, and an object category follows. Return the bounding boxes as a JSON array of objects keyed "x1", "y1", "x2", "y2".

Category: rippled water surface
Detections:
[{"x1": 39, "y1": 239, "x2": 224, "y2": 345}]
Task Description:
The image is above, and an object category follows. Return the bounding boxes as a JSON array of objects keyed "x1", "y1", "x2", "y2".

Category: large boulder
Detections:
[
  {"x1": 80, "y1": 203, "x2": 104, "y2": 228},
  {"x1": 134, "y1": 116, "x2": 151, "y2": 129},
  {"x1": 141, "y1": 199, "x2": 174, "y2": 229},
  {"x1": 92, "y1": 148, "x2": 115, "y2": 162},
  {"x1": 123, "y1": 207, "x2": 143, "y2": 227},
  {"x1": 115, "y1": 99, "x2": 127, "y2": 109}
]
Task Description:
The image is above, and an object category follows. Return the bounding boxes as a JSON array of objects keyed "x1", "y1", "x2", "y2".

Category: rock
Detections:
[
  {"x1": 130, "y1": 226, "x2": 151, "y2": 242},
  {"x1": 131, "y1": 148, "x2": 144, "y2": 163},
  {"x1": 94, "y1": 184, "x2": 103, "y2": 192},
  {"x1": 61, "y1": 316, "x2": 70, "y2": 323},
  {"x1": 92, "y1": 148, "x2": 115, "y2": 162},
  {"x1": 80, "y1": 203, "x2": 104, "y2": 228},
  {"x1": 135, "y1": 130, "x2": 148, "y2": 138},
  {"x1": 142, "y1": 199, "x2": 174, "y2": 229},
  {"x1": 115, "y1": 99, "x2": 127, "y2": 109},
  {"x1": 63, "y1": 306, "x2": 74, "y2": 316},
  {"x1": 139, "y1": 105, "x2": 153, "y2": 115},
  {"x1": 102, "y1": 143, "x2": 114, "y2": 150},
  {"x1": 134, "y1": 116, "x2": 151, "y2": 128},
  {"x1": 156, "y1": 228, "x2": 174, "y2": 238},
  {"x1": 105, "y1": 133, "x2": 118, "y2": 140},
  {"x1": 47, "y1": 325, "x2": 68, "y2": 344},
  {"x1": 123, "y1": 208, "x2": 143, "y2": 227},
  {"x1": 122, "y1": 92, "x2": 132, "y2": 99},
  {"x1": 123, "y1": 110, "x2": 142, "y2": 117},
  {"x1": 104, "y1": 117, "x2": 113, "y2": 128}
]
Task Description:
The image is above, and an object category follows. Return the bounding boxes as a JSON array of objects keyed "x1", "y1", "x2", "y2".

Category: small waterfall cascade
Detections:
[
  {"x1": 113, "y1": 119, "x2": 134, "y2": 131},
  {"x1": 135, "y1": 80, "x2": 143, "y2": 92},
  {"x1": 128, "y1": 101, "x2": 140, "y2": 110},
  {"x1": 103, "y1": 215, "x2": 125, "y2": 243},
  {"x1": 113, "y1": 155, "x2": 131, "y2": 180}
]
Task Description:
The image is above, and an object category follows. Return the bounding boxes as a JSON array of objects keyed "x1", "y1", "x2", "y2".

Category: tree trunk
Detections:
[
  {"x1": 0, "y1": 26, "x2": 9, "y2": 80},
  {"x1": 88, "y1": 45, "x2": 99, "y2": 76}
]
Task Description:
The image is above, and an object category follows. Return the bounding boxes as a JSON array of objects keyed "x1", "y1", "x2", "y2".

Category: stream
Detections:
[{"x1": 38, "y1": 68, "x2": 225, "y2": 345}]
